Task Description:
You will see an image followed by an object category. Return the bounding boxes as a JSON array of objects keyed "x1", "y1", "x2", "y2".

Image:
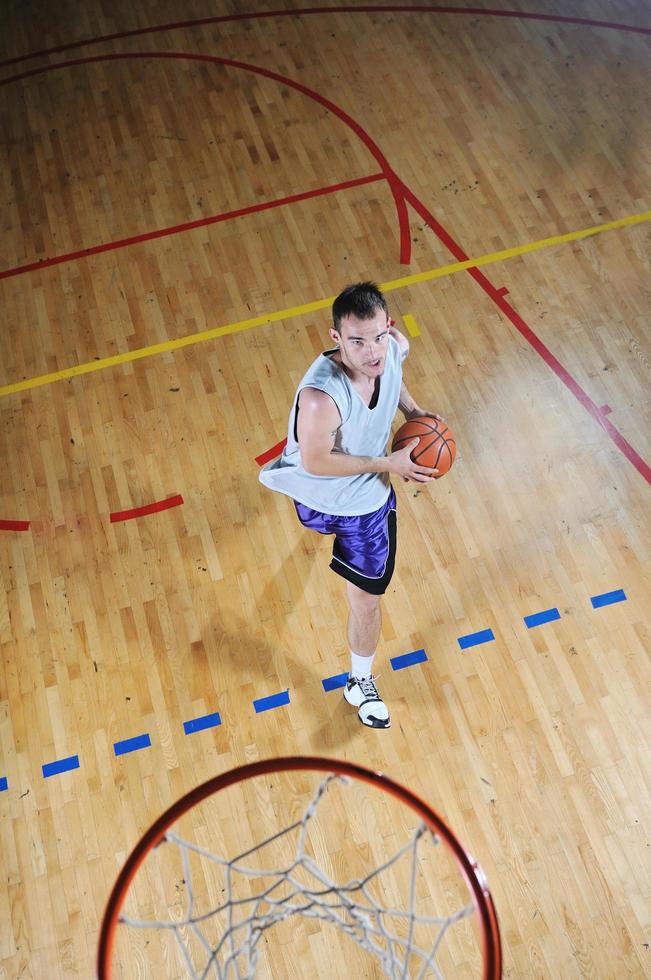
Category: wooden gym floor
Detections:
[{"x1": 1, "y1": 2, "x2": 650, "y2": 976}]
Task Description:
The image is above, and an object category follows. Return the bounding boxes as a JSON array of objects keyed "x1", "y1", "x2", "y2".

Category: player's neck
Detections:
[{"x1": 333, "y1": 350, "x2": 375, "y2": 389}]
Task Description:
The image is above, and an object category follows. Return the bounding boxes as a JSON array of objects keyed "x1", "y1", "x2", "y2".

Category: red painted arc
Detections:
[
  {"x1": 255, "y1": 438, "x2": 288, "y2": 467},
  {"x1": 110, "y1": 494, "x2": 184, "y2": 523},
  {"x1": 1, "y1": 50, "x2": 649, "y2": 482},
  {"x1": 0, "y1": 51, "x2": 413, "y2": 265},
  {"x1": 1, "y1": 5, "x2": 650, "y2": 70},
  {"x1": 0, "y1": 519, "x2": 30, "y2": 531}
]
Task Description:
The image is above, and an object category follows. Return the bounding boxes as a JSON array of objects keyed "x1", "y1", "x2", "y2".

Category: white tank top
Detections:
[{"x1": 259, "y1": 336, "x2": 402, "y2": 516}]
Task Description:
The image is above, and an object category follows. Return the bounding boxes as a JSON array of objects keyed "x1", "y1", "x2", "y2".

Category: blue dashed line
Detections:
[
  {"x1": 391, "y1": 649, "x2": 428, "y2": 671},
  {"x1": 2, "y1": 584, "x2": 632, "y2": 791},
  {"x1": 458, "y1": 628, "x2": 495, "y2": 650},
  {"x1": 183, "y1": 711, "x2": 221, "y2": 734},
  {"x1": 524, "y1": 608, "x2": 561, "y2": 628},
  {"x1": 322, "y1": 672, "x2": 348, "y2": 692},
  {"x1": 114, "y1": 733, "x2": 151, "y2": 756},
  {"x1": 253, "y1": 690, "x2": 290, "y2": 713},
  {"x1": 42, "y1": 755, "x2": 80, "y2": 778},
  {"x1": 591, "y1": 589, "x2": 626, "y2": 608}
]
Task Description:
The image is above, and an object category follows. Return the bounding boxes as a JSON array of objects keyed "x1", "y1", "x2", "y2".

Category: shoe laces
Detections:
[{"x1": 356, "y1": 674, "x2": 382, "y2": 699}]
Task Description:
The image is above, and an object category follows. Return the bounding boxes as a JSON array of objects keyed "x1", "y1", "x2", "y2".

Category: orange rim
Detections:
[{"x1": 96, "y1": 755, "x2": 502, "y2": 979}]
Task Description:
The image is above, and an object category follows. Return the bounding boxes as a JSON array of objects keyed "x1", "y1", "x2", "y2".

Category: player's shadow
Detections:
[
  {"x1": 255, "y1": 536, "x2": 359, "y2": 753},
  {"x1": 200, "y1": 529, "x2": 319, "y2": 686},
  {"x1": 257, "y1": 527, "x2": 366, "y2": 751},
  {"x1": 200, "y1": 514, "x2": 358, "y2": 750},
  {"x1": 189, "y1": 461, "x2": 367, "y2": 748}
]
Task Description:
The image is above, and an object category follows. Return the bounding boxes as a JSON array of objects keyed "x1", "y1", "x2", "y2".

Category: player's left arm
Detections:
[
  {"x1": 390, "y1": 319, "x2": 446, "y2": 421},
  {"x1": 388, "y1": 321, "x2": 410, "y2": 361},
  {"x1": 398, "y1": 380, "x2": 444, "y2": 422}
]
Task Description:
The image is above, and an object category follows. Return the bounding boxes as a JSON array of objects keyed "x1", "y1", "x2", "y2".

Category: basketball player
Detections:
[{"x1": 259, "y1": 282, "x2": 441, "y2": 729}]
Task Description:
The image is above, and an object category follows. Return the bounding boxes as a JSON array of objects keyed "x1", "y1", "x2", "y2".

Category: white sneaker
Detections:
[{"x1": 344, "y1": 675, "x2": 391, "y2": 729}]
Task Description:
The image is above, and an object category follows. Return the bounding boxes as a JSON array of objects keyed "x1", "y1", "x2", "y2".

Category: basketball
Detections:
[{"x1": 391, "y1": 416, "x2": 456, "y2": 477}]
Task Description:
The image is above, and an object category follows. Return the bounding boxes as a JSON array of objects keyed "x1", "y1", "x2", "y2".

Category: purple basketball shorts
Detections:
[{"x1": 293, "y1": 487, "x2": 397, "y2": 595}]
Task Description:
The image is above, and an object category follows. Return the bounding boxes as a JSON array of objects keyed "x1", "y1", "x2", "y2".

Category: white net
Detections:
[{"x1": 113, "y1": 773, "x2": 482, "y2": 978}]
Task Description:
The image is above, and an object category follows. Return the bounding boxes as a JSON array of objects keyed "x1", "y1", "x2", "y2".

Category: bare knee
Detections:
[{"x1": 346, "y1": 581, "x2": 381, "y2": 617}]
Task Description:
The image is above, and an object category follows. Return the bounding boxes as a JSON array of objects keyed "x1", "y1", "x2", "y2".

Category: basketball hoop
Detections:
[{"x1": 97, "y1": 756, "x2": 502, "y2": 978}]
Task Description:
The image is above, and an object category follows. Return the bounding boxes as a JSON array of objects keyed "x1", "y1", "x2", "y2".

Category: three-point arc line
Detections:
[
  {"x1": 0, "y1": 498, "x2": 184, "y2": 532},
  {"x1": 1, "y1": 7, "x2": 651, "y2": 75},
  {"x1": 109, "y1": 494, "x2": 184, "y2": 523},
  {"x1": 0, "y1": 50, "x2": 649, "y2": 484}
]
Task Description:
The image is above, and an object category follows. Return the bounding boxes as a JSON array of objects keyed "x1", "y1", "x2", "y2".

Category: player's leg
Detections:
[
  {"x1": 293, "y1": 489, "x2": 396, "y2": 729},
  {"x1": 346, "y1": 579, "x2": 381, "y2": 662},
  {"x1": 343, "y1": 582, "x2": 390, "y2": 729},
  {"x1": 330, "y1": 489, "x2": 397, "y2": 729}
]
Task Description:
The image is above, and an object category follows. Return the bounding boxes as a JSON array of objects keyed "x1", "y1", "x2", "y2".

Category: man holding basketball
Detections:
[{"x1": 260, "y1": 282, "x2": 440, "y2": 729}]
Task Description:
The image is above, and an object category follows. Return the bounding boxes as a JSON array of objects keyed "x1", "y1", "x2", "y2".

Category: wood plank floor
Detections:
[{"x1": 1, "y1": 3, "x2": 650, "y2": 977}]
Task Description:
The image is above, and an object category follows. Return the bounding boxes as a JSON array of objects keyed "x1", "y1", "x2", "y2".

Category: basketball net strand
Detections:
[{"x1": 118, "y1": 775, "x2": 475, "y2": 978}]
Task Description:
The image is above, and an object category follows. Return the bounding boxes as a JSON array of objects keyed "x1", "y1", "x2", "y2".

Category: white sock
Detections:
[{"x1": 350, "y1": 651, "x2": 375, "y2": 680}]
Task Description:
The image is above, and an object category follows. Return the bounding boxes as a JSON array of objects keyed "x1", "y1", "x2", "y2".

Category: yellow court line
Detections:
[
  {"x1": 1, "y1": 207, "x2": 649, "y2": 399},
  {"x1": 380, "y1": 207, "x2": 651, "y2": 293},
  {"x1": 402, "y1": 314, "x2": 421, "y2": 338}
]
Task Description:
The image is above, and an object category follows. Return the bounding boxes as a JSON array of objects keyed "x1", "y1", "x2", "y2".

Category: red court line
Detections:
[
  {"x1": 1, "y1": 6, "x2": 649, "y2": 70},
  {"x1": 491, "y1": 294, "x2": 651, "y2": 482},
  {"x1": 0, "y1": 174, "x2": 384, "y2": 281},
  {"x1": 0, "y1": 51, "x2": 410, "y2": 264},
  {"x1": 110, "y1": 494, "x2": 184, "y2": 523},
  {"x1": 0, "y1": 519, "x2": 30, "y2": 531},
  {"x1": 3, "y1": 44, "x2": 649, "y2": 484},
  {"x1": 255, "y1": 439, "x2": 287, "y2": 467},
  {"x1": 398, "y1": 180, "x2": 651, "y2": 484}
]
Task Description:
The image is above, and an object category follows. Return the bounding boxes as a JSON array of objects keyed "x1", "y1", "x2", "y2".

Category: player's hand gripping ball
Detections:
[{"x1": 391, "y1": 416, "x2": 456, "y2": 477}]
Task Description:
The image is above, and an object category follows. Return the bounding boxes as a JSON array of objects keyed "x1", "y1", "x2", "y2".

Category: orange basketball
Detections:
[{"x1": 391, "y1": 416, "x2": 456, "y2": 477}]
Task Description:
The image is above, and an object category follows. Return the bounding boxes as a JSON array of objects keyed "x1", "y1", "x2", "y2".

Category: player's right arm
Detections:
[{"x1": 296, "y1": 387, "x2": 437, "y2": 482}]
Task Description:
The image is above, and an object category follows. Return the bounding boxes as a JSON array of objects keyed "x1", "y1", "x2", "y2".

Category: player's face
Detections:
[{"x1": 330, "y1": 310, "x2": 390, "y2": 380}]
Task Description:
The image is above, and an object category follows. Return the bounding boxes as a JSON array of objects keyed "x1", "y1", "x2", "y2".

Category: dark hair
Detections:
[{"x1": 332, "y1": 281, "x2": 388, "y2": 331}]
